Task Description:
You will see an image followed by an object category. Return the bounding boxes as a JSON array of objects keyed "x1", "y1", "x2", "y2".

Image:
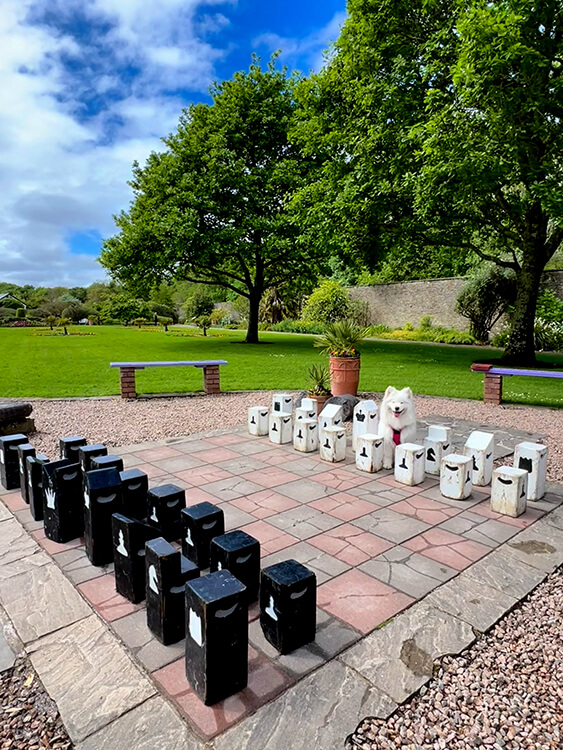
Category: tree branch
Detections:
[{"x1": 471, "y1": 245, "x2": 519, "y2": 271}]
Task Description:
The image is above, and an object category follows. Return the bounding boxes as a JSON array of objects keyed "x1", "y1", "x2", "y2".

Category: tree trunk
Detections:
[
  {"x1": 504, "y1": 261, "x2": 543, "y2": 365},
  {"x1": 245, "y1": 293, "x2": 261, "y2": 344}
]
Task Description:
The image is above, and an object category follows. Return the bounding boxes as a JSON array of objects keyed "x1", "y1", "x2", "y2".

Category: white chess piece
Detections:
[
  {"x1": 189, "y1": 609, "x2": 203, "y2": 646},
  {"x1": 45, "y1": 487, "x2": 56, "y2": 510},
  {"x1": 148, "y1": 565, "x2": 159, "y2": 594},
  {"x1": 265, "y1": 595, "x2": 278, "y2": 621},
  {"x1": 185, "y1": 528, "x2": 194, "y2": 546},
  {"x1": 116, "y1": 530, "x2": 128, "y2": 557},
  {"x1": 150, "y1": 506, "x2": 158, "y2": 523}
]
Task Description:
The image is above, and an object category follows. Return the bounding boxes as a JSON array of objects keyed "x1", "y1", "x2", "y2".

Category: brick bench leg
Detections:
[
  {"x1": 120, "y1": 368, "x2": 137, "y2": 399},
  {"x1": 203, "y1": 365, "x2": 221, "y2": 395},
  {"x1": 483, "y1": 373, "x2": 502, "y2": 405}
]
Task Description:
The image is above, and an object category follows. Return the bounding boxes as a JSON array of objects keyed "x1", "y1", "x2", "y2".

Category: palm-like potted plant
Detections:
[
  {"x1": 307, "y1": 364, "x2": 332, "y2": 414},
  {"x1": 314, "y1": 320, "x2": 370, "y2": 396}
]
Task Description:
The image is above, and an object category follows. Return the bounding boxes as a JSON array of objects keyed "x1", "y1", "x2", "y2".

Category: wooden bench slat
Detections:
[
  {"x1": 110, "y1": 360, "x2": 228, "y2": 369},
  {"x1": 488, "y1": 367, "x2": 563, "y2": 379}
]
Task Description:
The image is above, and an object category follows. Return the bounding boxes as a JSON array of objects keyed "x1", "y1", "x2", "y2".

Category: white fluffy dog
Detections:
[{"x1": 380, "y1": 386, "x2": 417, "y2": 469}]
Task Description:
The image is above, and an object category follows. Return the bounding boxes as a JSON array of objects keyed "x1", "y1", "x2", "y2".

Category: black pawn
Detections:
[
  {"x1": 147, "y1": 484, "x2": 186, "y2": 542},
  {"x1": 17, "y1": 443, "x2": 35, "y2": 504},
  {"x1": 78, "y1": 444, "x2": 107, "y2": 473},
  {"x1": 112, "y1": 513, "x2": 160, "y2": 603},
  {"x1": 145, "y1": 537, "x2": 199, "y2": 645},
  {"x1": 209, "y1": 531, "x2": 260, "y2": 603},
  {"x1": 0, "y1": 434, "x2": 28, "y2": 490},
  {"x1": 42, "y1": 460, "x2": 84, "y2": 543},
  {"x1": 84, "y1": 468, "x2": 123, "y2": 566},
  {"x1": 59, "y1": 436, "x2": 87, "y2": 461},
  {"x1": 27, "y1": 454, "x2": 50, "y2": 521},
  {"x1": 120, "y1": 469, "x2": 149, "y2": 520},
  {"x1": 91, "y1": 454, "x2": 124, "y2": 472},
  {"x1": 185, "y1": 570, "x2": 248, "y2": 705},
  {"x1": 181, "y1": 502, "x2": 224, "y2": 568},
  {"x1": 260, "y1": 560, "x2": 316, "y2": 655}
]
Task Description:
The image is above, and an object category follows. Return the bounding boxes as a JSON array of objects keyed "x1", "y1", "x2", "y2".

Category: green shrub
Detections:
[
  {"x1": 301, "y1": 281, "x2": 350, "y2": 324},
  {"x1": 271, "y1": 319, "x2": 326, "y2": 334},
  {"x1": 534, "y1": 319, "x2": 563, "y2": 352},
  {"x1": 15, "y1": 307, "x2": 25, "y2": 319},
  {"x1": 456, "y1": 267, "x2": 516, "y2": 342},
  {"x1": 372, "y1": 322, "x2": 476, "y2": 345},
  {"x1": 419, "y1": 315, "x2": 433, "y2": 330},
  {"x1": 536, "y1": 290, "x2": 563, "y2": 323},
  {"x1": 348, "y1": 298, "x2": 372, "y2": 326},
  {"x1": 369, "y1": 324, "x2": 392, "y2": 336},
  {"x1": 404, "y1": 322, "x2": 414, "y2": 331},
  {"x1": 183, "y1": 291, "x2": 215, "y2": 320}
]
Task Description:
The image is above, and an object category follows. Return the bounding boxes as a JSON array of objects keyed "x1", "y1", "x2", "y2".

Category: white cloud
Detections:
[
  {"x1": 0, "y1": 0, "x2": 233, "y2": 287},
  {"x1": 253, "y1": 11, "x2": 346, "y2": 73}
]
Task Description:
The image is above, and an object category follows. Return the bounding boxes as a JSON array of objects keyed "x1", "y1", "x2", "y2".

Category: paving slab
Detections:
[
  {"x1": 462, "y1": 546, "x2": 547, "y2": 600},
  {"x1": 75, "y1": 695, "x2": 204, "y2": 750},
  {"x1": 0, "y1": 549, "x2": 51, "y2": 581},
  {"x1": 0, "y1": 517, "x2": 40, "y2": 566},
  {"x1": 0, "y1": 563, "x2": 90, "y2": 643},
  {"x1": 0, "y1": 627, "x2": 16, "y2": 672},
  {"x1": 340, "y1": 603, "x2": 475, "y2": 703},
  {"x1": 424, "y1": 575, "x2": 517, "y2": 633},
  {"x1": 28, "y1": 614, "x2": 156, "y2": 743},
  {"x1": 213, "y1": 660, "x2": 396, "y2": 750},
  {"x1": 503, "y1": 520, "x2": 563, "y2": 572}
]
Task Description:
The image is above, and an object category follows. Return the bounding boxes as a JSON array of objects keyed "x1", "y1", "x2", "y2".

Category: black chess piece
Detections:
[
  {"x1": 209, "y1": 531, "x2": 260, "y2": 602},
  {"x1": 59, "y1": 436, "x2": 87, "y2": 461},
  {"x1": 91, "y1": 454, "x2": 124, "y2": 472},
  {"x1": 17, "y1": 443, "x2": 35, "y2": 504},
  {"x1": 42, "y1": 459, "x2": 83, "y2": 543},
  {"x1": 27, "y1": 454, "x2": 50, "y2": 521},
  {"x1": 78, "y1": 444, "x2": 107, "y2": 473},
  {"x1": 0, "y1": 434, "x2": 28, "y2": 490},
  {"x1": 181, "y1": 503, "x2": 225, "y2": 568},
  {"x1": 147, "y1": 484, "x2": 186, "y2": 542},
  {"x1": 84, "y1": 467, "x2": 123, "y2": 566},
  {"x1": 112, "y1": 513, "x2": 160, "y2": 603},
  {"x1": 119, "y1": 469, "x2": 148, "y2": 520},
  {"x1": 185, "y1": 570, "x2": 248, "y2": 705}
]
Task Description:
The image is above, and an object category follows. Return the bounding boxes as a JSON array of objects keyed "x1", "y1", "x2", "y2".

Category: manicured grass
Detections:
[{"x1": 1, "y1": 326, "x2": 562, "y2": 407}]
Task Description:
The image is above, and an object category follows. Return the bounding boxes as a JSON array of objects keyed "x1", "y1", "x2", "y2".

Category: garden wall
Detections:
[{"x1": 349, "y1": 270, "x2": 563, "y2": 330}]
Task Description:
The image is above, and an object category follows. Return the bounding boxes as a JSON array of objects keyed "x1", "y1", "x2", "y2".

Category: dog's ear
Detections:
[
  {"x1": 404, "y1": 387, "x2": 413, "y2": 398},
  {"x1": 384, "y1": 386, "x2": 396, "y2": 398}
]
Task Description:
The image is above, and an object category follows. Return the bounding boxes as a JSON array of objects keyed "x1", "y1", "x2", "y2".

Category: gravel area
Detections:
[
  {"x1": 347, "y1": 568, "x2": 563, "y2": 750},
  {"x1": 24, "y1": 391, "x2": 562, "y2": 482},
  {"x1": 0, "y1": 658, "x2": 72, "y2": 750}
]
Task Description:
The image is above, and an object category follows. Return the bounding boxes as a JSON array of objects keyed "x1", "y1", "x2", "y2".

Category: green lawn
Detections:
[{"x1": 1, "y1": 326, "x2": 562, "y2": 407}]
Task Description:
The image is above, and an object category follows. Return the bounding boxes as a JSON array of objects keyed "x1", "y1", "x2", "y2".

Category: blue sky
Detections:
[{"x1": 0, "y1": 0, "x2": 346, "y2": 288}]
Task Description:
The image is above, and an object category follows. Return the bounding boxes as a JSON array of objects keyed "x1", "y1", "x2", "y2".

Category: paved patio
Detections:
[{"x1": 1, "y1": 416, "x2": 563, "y2": 749}]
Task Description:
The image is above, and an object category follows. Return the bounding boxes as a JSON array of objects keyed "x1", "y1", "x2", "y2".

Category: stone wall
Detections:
[{"x1": 349, "y1": 270, "x2": 563, "y2": 330}]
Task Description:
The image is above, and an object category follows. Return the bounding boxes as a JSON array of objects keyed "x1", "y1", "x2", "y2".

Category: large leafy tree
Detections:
[
  {"x1": 101, "y1": 58, "x2": 321, "y2": 343},
  {"x1": 294, "y1": 0, "x2": 563, "y2": 362}
]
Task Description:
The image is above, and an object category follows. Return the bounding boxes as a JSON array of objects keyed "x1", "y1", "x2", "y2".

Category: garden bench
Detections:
[
  {"x1": 470, "y1": 363, "x2": 563, "y2": 405},
  {"x1": 110, "y1": 360, "x2": 228, "y2": 399}
]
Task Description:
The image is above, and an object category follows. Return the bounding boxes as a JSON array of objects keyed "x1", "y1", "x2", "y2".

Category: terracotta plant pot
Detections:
[
  {"x1": 329, "y1": 356, "x2": 360, "y2": 396},
  {"x1": 307, "y1": 394, "x2": 330, "y2": 416}
]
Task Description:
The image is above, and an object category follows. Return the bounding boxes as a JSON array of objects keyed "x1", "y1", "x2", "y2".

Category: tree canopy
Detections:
[
  {"x1": 101, "y1": 58, "x2": 323, "y2": 343},
  {"x1": 293, "y1": 0, "x2": 563, "y2": 362}
]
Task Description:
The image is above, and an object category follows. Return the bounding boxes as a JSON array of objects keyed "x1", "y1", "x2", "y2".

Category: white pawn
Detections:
[
  {"x1": 320, "y1": 426, "x2": 346, "y2": 463},
  {"x1": 272, "y1": 393, "x2": 293, "y2": 414},
  {"x1": 248, "y1": 406, "x2": 269, "y2": 436},
  {"x1": 293, "y1": 420, "x2": 319, "y2": 453},
  {"x1": 269, "y1": 413, "x2": 293, "y2": 445},
  {"x1": 464, "y1": 431, "x2": 495, "y2": 486},
  {"x1": 513, "y1": 442, "x2": 547, "y2": 500},
  {"x1": 394, "y1": 443, "x2": 425, "y2": 486},
  {"x1": 423, "y1": 425, "x2": 452, "y2": 476},
  {"x1": 319, "y1": 403, "x2": 343, "y2": 430},
  {"x1": 353, "y1": 400, "x2": 379, "y2": 450},
  {"x1": 440, "y1": 454, "x2": 472, "y2": 500},
  {"x1": 491, "y1": 466, "x2": 528, "y2": 517},
  {"x1": 356, "y1": 434, "x2": 384, "y2": 473}
]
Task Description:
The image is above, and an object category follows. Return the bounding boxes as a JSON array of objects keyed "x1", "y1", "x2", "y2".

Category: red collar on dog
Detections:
[{"x1": 392, "y1": 428, "x2": 401, "y2": 446}]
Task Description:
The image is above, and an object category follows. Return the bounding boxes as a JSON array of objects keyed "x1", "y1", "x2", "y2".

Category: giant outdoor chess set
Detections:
[{"x1": 0, "y1": 397, "x2": 558, "y2": 742}]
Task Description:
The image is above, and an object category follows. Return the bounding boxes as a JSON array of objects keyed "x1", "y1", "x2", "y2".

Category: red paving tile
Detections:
[
  {"x1": 230, "y1": 490, "x2": 299, "y2": 520},
  {"x1": 135, "y1": 462, "x2": 168, "y2": 479},
  {"x1": 190, "y1": 448, "x2": 242, "y2": 464},
  {"x1": 377, "y1": 475, "x2": 430, "y2": 493},
  {"x1": 175, "y1": 466, "x2": 233, "y2": 486},
  {"x1": 183, "y1": 487, "x2": 220, "y2": 505},
  {"x1": 309, "y1": 524, "x2": 393, "y2": 566},
  {"x1": 404, "y1": 528, "x2": 490, "y2": 571},
  {"x1": 1, "y1": 492, "x2": 26, "y2": 512},
  {"x1": 308, "y1": 492, "x2": 374, "y2": 522},
  {"x1": 153, "y1": 649, "x2": 292, "y2": 741},
  {"x1": 244, "y1": 467, "x2": 302, "y2": 489},
  {"x1": 470, "y1": 502, "x2": 544, "y2": 528},
  {"x1": 134, "y1": 447, "x2": 182, "y2": 462},
  {"x1": 318, "y1": 569, "x2": 413, "y2": 633},
  {"x1": 78, "y1": 573, "x2": 141, "y2": 622},
  {"x1": 207, "y1": 434, "x2": 245, "y2": 447},
  {"x1": 239, "y1": 520, "x2": 298, "y2": 555},
  {"x1": 310, "y1": 469, "x2": 373, "y2": 492},
  {"x1": 390, "y1": 496, "x2": 461, "y2": 525},
  {"x1": 256, "y1": 449, "x2": 296, "y2": 466},
  {"x1": 31, "y1": 529, "x2": 84, "y2": 555}
]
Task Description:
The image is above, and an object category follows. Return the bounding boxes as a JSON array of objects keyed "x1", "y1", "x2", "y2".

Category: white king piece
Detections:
[
  {"x1": 513, "y1": 442, "x2": 547, "y2": 500},
  {"x1": 272, "y1": 393, "x2": 293, "y2": 414},
  {"x1": 319, "y1": 403, "x2": 343, "y2": 430},
  {"x1": 356, "y1": 434, "x2": 384, "y2": 473},
  {"x1": 352, "y1": 400, "x2": 379, "y2": 451},
  {"x1": 320, "y1": 426, "x2": 346, "y2": 463},
  {"x1": 394, "y1": 443, "x2": 425, "y2": 486},
  {"x1": 490, "y1": 466, "x2": 528, "y2": 517},
  {"x1": 248, "y1": 406, "x2": 269, "y2": 436},
  {"x1": 293, "y1": 420, "x2": 319, "y2": 453},
  {"x1": 440, "y1": 453, "x2": 472, "y2": 500},
  {"x1": 269, "y1": 413, "x2": 292, "y2": 445},
  {"x1": 423, "y1": 425, "x2": 452, "y2": 476},
  {"x1": 464, "y1": 431, "x2": 495, "y2": 486}
]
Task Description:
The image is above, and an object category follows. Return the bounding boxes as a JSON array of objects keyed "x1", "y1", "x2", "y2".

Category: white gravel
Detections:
[
  {"x1": 348, "y1": 568, "x2": 563, "y2": 750},
  {"x1": 24, "y1": 391, "x2": 563, "y2": 483}
]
